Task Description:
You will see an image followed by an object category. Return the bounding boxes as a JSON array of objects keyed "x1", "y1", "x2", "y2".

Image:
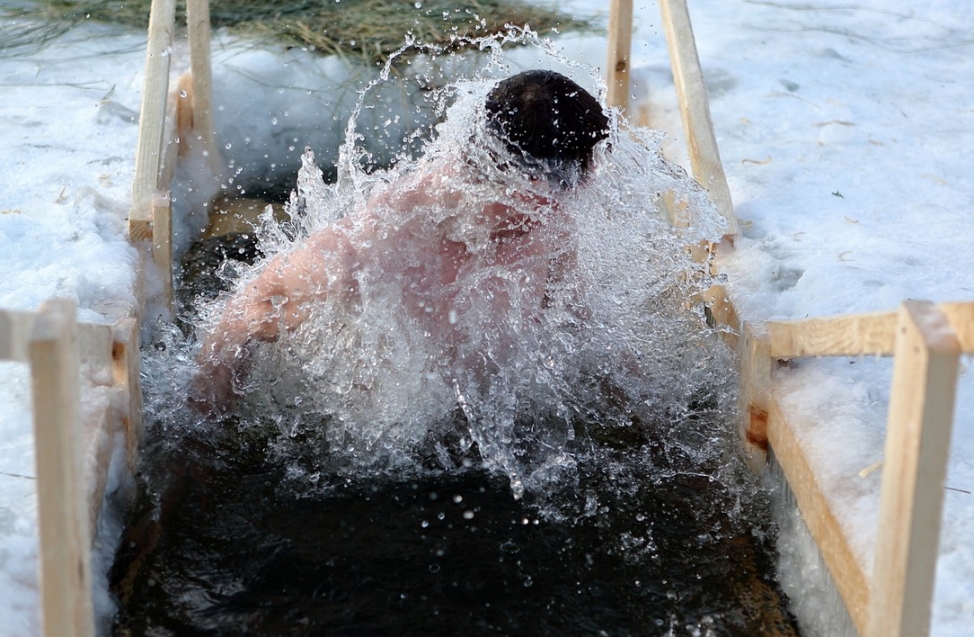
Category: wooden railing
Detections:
[
  {"x1": 609, "y1": 1, "x2": 965, "y2": 635},
  {"x1": 0, "y1": 301, "x2": 140, "y2": 637},
  {"x1": 129, "y1": 0, "x2": 217, "y2": 309}
]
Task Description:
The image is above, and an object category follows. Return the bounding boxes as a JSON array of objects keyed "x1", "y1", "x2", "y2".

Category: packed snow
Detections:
[{"x1": 1, "y1": 0, "x2": 972, "y2": 635}]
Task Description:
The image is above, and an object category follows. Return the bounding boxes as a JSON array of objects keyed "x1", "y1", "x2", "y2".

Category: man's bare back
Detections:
[{"x1": 193, "y1": 70, "x2": 609, "y2": 412}]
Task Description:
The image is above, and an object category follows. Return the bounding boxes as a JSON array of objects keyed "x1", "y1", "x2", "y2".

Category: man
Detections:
[{"x1": 192, "y1": 70, "x2": 610, "y2": 412}]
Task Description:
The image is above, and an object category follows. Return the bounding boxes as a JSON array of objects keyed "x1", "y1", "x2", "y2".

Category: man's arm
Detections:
[{"x1": 192, "y1": 224, "x2": 360, "y2": 412}]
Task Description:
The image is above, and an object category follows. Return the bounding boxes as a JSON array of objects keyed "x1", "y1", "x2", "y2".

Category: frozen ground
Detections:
[{"x1": 1, "y1": 0, "x2": 972, "y2": 635}]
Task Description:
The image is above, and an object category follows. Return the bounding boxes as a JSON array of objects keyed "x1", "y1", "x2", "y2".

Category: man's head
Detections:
[{"x1": 485, "y1": 70, "x2": 609, "y2": 188}]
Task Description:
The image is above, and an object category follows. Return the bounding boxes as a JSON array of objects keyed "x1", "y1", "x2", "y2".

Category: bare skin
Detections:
[{"x1": 192, "y1": 157, "x2": 575, "y2": 413}]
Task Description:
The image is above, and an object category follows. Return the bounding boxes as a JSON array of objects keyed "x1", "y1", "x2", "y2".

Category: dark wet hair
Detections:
[{"x1": 485, "y1": 70, "x2": 610, "y2": 186}]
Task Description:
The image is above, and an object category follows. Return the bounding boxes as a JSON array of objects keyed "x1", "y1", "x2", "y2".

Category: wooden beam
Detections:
[
  {"x1": 867, "y1": 301, "x2": 959, "y2": 637},
  {"x1": 738, "y1": 321, "x2": 771, "y2": 469},
  {"x1": 112, "y1": 318, "x2": 143, "y2": 469},
  {"x1": 767, "y1": 310, "x2": 899, "y2": 359},
  {"x1": 152, "y1": 192, "x2": 173, "y2": 311},
  {"x1": 606, "y1": 0, "x2": 634, "y2": 112},
  {"x1": 658, "y1": 0, "x2": 738, "y2": 236},
  {"x1": 187, "y1": 0, "x2": 222, "y2": 176},
  {"x1": 767, "y1": 398, "x2": 871, "y2": 636},
  {"x1": 765, "y1": 301, "x2": 974, "y2": 359},
  {"x1": 130, "y1": 0, "x2": 177, "y2": 241},
  {"x1": 1, "y1": 310, "x2": 123, "y2": 366},
  {"x1": 29, "y1": 299, "x2": 95, "y2": 637}
]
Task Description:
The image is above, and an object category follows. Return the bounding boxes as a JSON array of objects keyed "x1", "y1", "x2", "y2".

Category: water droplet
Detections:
[
  {"x1": 179, "y1": 90, "x2": 187, "y2": 98},
  {"x1": 452, "y1": 494, "x2": 463, "y2": 503},
  {"x1": 421, "y1": 520, "x2": 429, "y2": 528},
  {"x1": 463, "y1": 510, "x2": 474, "y2": 520},
  {"x1": 414, "y1": 1, "x2": 422, "y2": 7}
]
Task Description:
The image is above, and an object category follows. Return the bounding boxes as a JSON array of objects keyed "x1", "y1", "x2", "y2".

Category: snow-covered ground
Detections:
[{"x1": 1, "y1": 0, "x2": 972, "y2": 635}]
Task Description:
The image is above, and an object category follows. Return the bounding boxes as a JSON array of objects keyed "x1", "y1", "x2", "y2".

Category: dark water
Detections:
[
  {"x1": 110, "y1": 234, "x2": 801, "y2": 637},
  {"x1": 110, "y1": 415, "x2": 800, "y2": 637}
]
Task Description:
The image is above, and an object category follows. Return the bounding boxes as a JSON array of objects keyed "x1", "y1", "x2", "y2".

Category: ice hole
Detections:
[{"x1": 117, "y1": 33, "x2": 806, "y2": 636}]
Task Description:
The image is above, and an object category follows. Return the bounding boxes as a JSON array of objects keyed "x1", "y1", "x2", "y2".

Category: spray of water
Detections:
[{"x1": 150, "y1": 31, "x2": 736, "y2": 509}]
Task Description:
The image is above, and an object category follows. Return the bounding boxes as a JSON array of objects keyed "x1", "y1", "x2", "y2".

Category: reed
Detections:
[{"x1": 15, "y1": 0, "x2": 593, "y2": 64}]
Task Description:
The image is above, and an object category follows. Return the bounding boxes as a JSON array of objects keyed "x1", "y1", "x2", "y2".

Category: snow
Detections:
[{"x1": 1, "y1": 0, "x2": 973, "y2": 635}]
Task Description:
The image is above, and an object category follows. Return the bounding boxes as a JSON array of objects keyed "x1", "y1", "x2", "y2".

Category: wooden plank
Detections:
[
  {"x1": 940, "y1": 301, "x2": 974, "y2": 352},
  {"x1": 158, "y1": 73, "x2": 182, "y2": 195},
  {"x1": 129, "y1": 0, "x2": 177, "y2": 241},
  {"x1": 186, "y1": 0, "x2": 222, "y2": 176},
  {"x1": 867, "y1": 301, "x2": 959, "y2": 637},
  {"x1": 767, "y1": 398, "x2": 871, "y2": 636},
  {"x1": 0, "y1": 309, "x2": 35, "y2": 362},
  {"x1": 767, "y1": 311, "x2": 899, "y2": 359},
  {"x1": 1, "y1": 310, "x2": 116, "y2": 366},
  {"x1": 738, "y1": 322, "x2": 771, "y2": 469},
  {"x1": 152, "y1": 192, "x2": 173, "y2": 310},
  {"x1": 606, "y1": 0, "x2": 634, "y2": 112},
  {"x1": 658, "y1": 0, "x2": 739, "y2": 236},
  {"x1": 765, "y1": 301, "x2": 974, "y2": 359},
  {"x1": 83, "y1": 405, "x2": 116, "y2": 538},
  {"x1": 112, "y1": 318, "x2": 143, "y2": 469},
  {"x1": 29, "y1": 299, "x2": 95, "y2": 637},
  {"x1": 77, "y1": 322, "x2": 114, "y2": 376}
]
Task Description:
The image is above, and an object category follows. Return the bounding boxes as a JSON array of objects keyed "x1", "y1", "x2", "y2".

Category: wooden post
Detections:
[
  {"x1": 187, "y1": 0, "x2": 222, "y2": 176},
  {"x1": 867, "y1": 301, "x2": 959, "y2": 637},
  {"x1": 112, "y1": 318, "x2": 143, "y2": 469},
  {"x1": 606, "y1": 0, "x2": 634, "y2": 112},
  {"x1": 738, "y1": 321, "x2": 771, "y2": 469},
  {"x1": 658, "y1": 0, "x2": 738, "y2": 236},
  {"x1": 130, "y1": 0, "x2": 177, "y2": 241},
  {"x1": 152, "y1": 192, "x2": 173, "y2": 310},
  {"x1": 29, "y1": 299, "x2": 95, "y2": 637}
]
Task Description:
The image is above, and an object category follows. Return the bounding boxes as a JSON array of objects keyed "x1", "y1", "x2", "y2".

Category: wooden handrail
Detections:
[
  {"x1": 765, "y1": 301, "x2": 974, "y2": 358},
  {"x1": 658, "y1": 0, "x2": 738, "y2": 236}
]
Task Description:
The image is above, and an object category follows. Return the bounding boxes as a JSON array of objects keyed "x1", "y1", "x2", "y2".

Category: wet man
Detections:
[{"x1": 193, "y1": 69, "x2": 610, "y2": 412}]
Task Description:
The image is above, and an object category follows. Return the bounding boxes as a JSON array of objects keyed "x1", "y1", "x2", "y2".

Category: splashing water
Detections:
[
  {"x1": 185, "y1": 78, "x2": 728, "y2": 499},
  {"x1": 121, "y1": 33, "x2": 805, "y2": 637}
]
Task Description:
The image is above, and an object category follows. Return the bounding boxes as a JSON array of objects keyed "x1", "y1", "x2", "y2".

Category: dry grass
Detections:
[{"x1": 16, "y1": 0, "x2": 594, "y2": 64}]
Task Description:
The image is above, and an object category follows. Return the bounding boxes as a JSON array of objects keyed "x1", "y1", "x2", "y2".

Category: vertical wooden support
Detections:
[
  {"x1": 738, "y1": 321, "x2": 771, "y2": 470},
  {"x1": 867, "y1": 301, "x2": 959, "y2": 637},
  {"x1": 606, "y1": 0, "x2": 634, "y2": 112},
  {"x1": 658, "y1": 0, "x2": 739, "y2": 236},
  {"x1": 112, "y1": 318, "x2": 143, "y2": 470},
  {"x1": 152, "y1": 192, "x2": 173, "y2": 310},
  {"x1": 29, "y1": 299, "x2": 95, "y2": 637},
  {"x1": 130, "y1": 0, "x2": 177, "y2": 241},
  {"x1": 187, "y1": 0, "x2": 222, "y2": 176}
]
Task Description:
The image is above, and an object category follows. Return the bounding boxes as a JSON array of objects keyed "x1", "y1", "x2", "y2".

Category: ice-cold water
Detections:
[{"x1": 113, "y1": 38, "x2": 801, "y2": 636}]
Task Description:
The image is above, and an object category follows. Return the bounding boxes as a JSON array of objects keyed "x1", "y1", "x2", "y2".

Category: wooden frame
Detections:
[
  {"x1": 737, "y1": 302, "x2": 967, "y2": 637},
  {"x1": 657, "y1": 0, "x2": 738, "y2": 236},
  {"x1": 0, "y1": 301, "x2": 143, "y2": 637},
  {"x1": 644, "y1": 4, "x2": 963, "y2": 637},
  {"x1": 130, "y1": 0, "x2": 217, "y2": 310}
]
